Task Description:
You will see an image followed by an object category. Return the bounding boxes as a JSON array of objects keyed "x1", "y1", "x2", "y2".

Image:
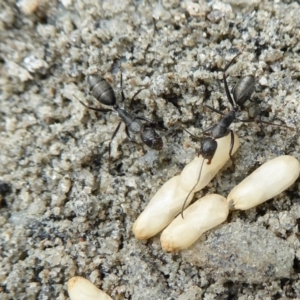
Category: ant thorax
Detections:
[{"x1": 128, "y1": 119, "x2": 143, "y2": 134}]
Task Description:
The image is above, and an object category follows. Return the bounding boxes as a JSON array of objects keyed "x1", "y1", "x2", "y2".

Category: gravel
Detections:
[{"x1": 1, "y1": 0, "x2": 300, "y2": 299}]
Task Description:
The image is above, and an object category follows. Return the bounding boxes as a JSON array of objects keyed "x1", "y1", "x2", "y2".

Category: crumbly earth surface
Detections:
[{"x1": 1, "y1": 0, "x2": 300, "y2": 299}]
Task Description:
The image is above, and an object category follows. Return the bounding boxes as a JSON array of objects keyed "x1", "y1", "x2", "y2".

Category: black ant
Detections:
[
  {"x1": 180, "y1": 50, "x2": 291, "y2": 218},
  {"x1": 78, "y1": 72, "x2": 163, "y2": 172}
]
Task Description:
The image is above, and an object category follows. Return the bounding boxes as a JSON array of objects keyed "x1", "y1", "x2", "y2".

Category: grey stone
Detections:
[{"x1": 182, "y1": 221, "x2": 295, "y2": 283}]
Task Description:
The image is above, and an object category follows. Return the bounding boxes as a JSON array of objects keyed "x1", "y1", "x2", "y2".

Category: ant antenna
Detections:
[{"x1": 181, "y1": 158, "x2": 205, "y2": 218}]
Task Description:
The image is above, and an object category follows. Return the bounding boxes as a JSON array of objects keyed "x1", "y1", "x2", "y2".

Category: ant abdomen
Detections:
[
  {"x1": 141, "y1": 126, "x2": 163, "y2": 150},
  {"x1": 233, "y1": 75, "x2": 255, "y2": 107},
  {"x1": 88, "y1": 75, "x2": 116, "y2": 106}
]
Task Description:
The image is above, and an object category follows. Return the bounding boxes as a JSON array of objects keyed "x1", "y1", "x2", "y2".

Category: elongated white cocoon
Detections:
[
  {"x1": 161, "y1": 194, "x2": 229, "y2": 252},
  {"x1": 67, "y1": 276, "x2": 112, "y2": 300},
  {"x1": 227, "y1": 155, "x2": 300, "y2": 210},
  {"x1": 133, "y1": 176, "x2": 194, "y2": 240},
  {"x1": 133, "y1": 133, "x2": 240, "y2": 240}
]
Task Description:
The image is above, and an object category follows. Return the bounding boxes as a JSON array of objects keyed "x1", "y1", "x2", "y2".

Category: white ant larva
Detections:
[
  {"x1": 67, "y1": 276, "x2": 113, "y2": 300},
  {"x1": 227, "y1": 155, "x2": 300, "y2": 210},
  {"x1": 160, "y1": 194, "x2": 228, "y2": 252}
]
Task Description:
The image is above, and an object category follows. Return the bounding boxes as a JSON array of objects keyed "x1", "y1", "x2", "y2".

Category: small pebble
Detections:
[{"x1": 17, "y1": 0, "x2": 40, "y2": 15}]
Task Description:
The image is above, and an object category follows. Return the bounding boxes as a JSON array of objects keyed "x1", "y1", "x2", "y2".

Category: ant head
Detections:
[
  {"x1": 141, "y1": 126, "x2": 163, "y2": 150},
  {"x1": 200, "y1": 137, "x2": 217, "y2": 164}
]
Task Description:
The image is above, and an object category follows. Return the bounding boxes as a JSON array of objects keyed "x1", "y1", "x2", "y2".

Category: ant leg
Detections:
[
  {"x1": 135, "y1": 116, "x2": 154, "y2": 124},
  {"x1": 223, "y1": 51, "x2": 243, "y2": 73},
  {"x1": 153, "y1": 17, "x2": 158, "y2": 33},
  {"x1": 79, "y1": 100, "x2": 112, "y2": 113},
  {"x1": 236, "y1": 117, "x2": 293, "y2": 130},
  {"x1": 204, "y1": 104, "x2": 226, "y2": 116},
  {"x1": 223, "y1": 67, "x2": 237, "y2": 109},
  {"x1": 228, "y1": 130, "x2": 235, "y2": 169},
  {"x1": 255, "y1": 118, "x2": 293, "y2": 130},
  {"x1": 120, "y1": 71, "x2": 125, "y2": 102},
  {"x1": 181, "y1": 158, "x2": 206, "y2": 218},
  {"x1": 108, "y1": 121, "x2": 122, "y2": 173},
  {"x1": 222, "y1": 49, "x2": 245, "y2": 108},
  {"x1": 125, "y1": 126, "x2": 133, "y2": 141},
  {"x1": 202, "y1": 124, "x2": 215, "y2": 134},
  {"x1": 135, "y1": 116, "x2": 166, "y2": 131},
  {"x1": 130, "y1": 88, "x2": 145, "y2": 110},
  {"x1": 125, "y1": 126, "x2": 138, "y2": 143},
  {"x1": 180, "y1": 126, "x2": 199, "y2": 139},
  {"x1": 131, "y1": 89, "x2": 144, "y2": 102},
  {"x1": 256, "y1": 115, "x2": 266, "y2": 134},
  {"x1": 119, "y1": 71, "x2": 146, "y2": 107},
  {"x1": 74, "y1": 94, "x2": 112, "y2": 112}
]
